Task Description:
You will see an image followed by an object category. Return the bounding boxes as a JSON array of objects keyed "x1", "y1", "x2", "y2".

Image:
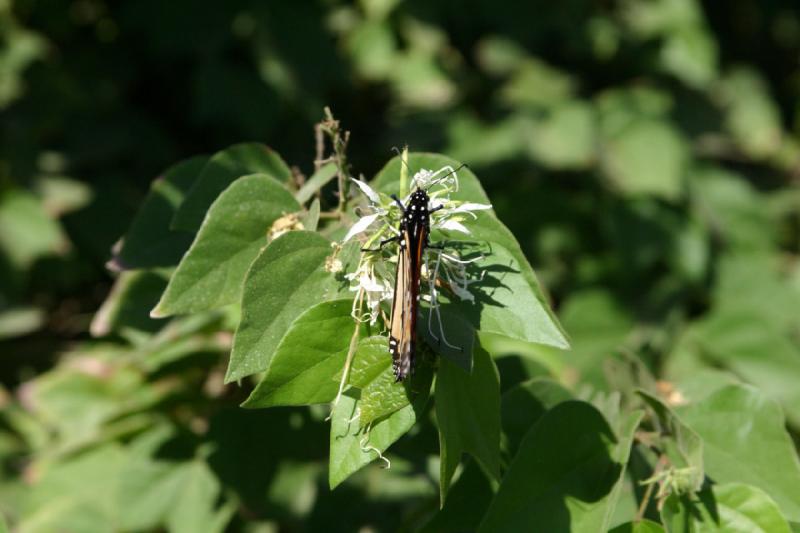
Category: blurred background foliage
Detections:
[{"x1": 1, "y1": 0, "x2": 799, "y2": 531}]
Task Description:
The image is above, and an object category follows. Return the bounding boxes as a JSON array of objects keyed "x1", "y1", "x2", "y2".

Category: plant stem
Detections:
[{"x1": 399, "y1": 145, "x2": 409, "y2": 198}]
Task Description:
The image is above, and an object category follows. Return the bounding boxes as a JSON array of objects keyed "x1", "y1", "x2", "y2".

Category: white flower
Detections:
[
  {"x1": 343, "y1": 162, "x2": 492, "y2": 320},
  {"x1": 343, "y1": 212, "x2": 380, "y2": 242},
  {"x1": 344, "y1": 256, "x2": 393, "y2": 325},
  {"x1": 438, "y1": 219, "x2": 471, "y2": 234},
  {"x1": 351, "y1": 178, "x2": 381, "y2": 204}
]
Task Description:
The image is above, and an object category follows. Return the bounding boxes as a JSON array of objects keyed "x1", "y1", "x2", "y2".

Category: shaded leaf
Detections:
[
  {"x1": 679, "y1": 384, "x2": 800, "y2": 522},
  {"x1": 479, "y1": 401, "x2": 643, "y2": 533},
  {"x1": 436, "y1": 344, "x2": 501, "y2": 504},
  {"x1": 114, "y1": 156, "x2": 207, "y2": 270}
]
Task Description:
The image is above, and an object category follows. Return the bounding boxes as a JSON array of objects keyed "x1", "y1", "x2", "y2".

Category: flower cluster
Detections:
[{"x1": 343, "y1": 165, "x2": 491, "y2": 325}]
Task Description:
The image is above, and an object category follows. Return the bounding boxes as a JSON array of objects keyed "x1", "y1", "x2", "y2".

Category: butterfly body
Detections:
[{"x1": 389, "y1": 189, "x2": 431, "y2": 381}]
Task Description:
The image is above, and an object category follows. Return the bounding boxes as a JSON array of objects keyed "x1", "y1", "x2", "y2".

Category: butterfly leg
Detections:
[
  {"x1": 390, "y1": 194, "x2": 406, "y2": 213},
  {"x1": 361, "y1": 235, "x2": 401, "y2": 252}
]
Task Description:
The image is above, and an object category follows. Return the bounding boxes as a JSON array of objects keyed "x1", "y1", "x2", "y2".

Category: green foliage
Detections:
[{"x1": 2, "y1": 0, "x2": 800, "y2": 531}]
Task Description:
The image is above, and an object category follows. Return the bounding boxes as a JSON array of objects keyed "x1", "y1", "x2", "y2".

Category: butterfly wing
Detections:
[{"x1": 389, "y1": 217, "x2": 426, "y2": 381}]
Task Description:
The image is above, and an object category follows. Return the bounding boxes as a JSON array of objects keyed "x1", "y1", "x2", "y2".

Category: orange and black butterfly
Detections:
[
  {"x1": 364, "y1": 188, "x2": 442, "y2": 381},
  {"x1": 388, "y1": 188, "x2": 441, "y2": 381}
]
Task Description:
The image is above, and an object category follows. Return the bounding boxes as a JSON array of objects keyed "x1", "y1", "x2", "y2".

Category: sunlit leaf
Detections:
[{"x1": 153, "y1": 173, "x2": 299, "y2": 317}]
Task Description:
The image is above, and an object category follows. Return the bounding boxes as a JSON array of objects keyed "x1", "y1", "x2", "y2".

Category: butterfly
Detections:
[
  {"x1": 363, "y1": 164, "x2": 465, "y2": 381},
  {"x1": 386, "y1": 188, "x2": 440, "y2": 381}
]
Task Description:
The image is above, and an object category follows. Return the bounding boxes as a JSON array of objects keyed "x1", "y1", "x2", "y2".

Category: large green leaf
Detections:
[
  {"x1": 153, "y1": 174, "x2": 299, "y2": 317},
  {"x1": 479, "y1": 401, "x2": 643, "y2": 533},
  {"x1": 694, "y1": 483, "x2": 791, "y2": 533},
  {"x1": 114, "y1": 156, "x2": 207, "y2": 270},
  {"x1": 679, "y1": 384, "x2": 800, "y2": 522},
  {"x1": 226, "y1": 231, "x2": 355, "y2": 382},
  {"x1": 242, "y1": 299, "x2": 361, "y2": 407},
  {"x1": 424, "y1": 377, "x2": 574, "y2": 532},
  {"x1": 172, "y1": 143, "x2": 292, "y2": 231},
  {"x1": 436, "y1": 344, "x2": 501, "y2": 504},
  {"x1": 371, "y1": 153, "x2": 569, "y2": 351},
  {"x1": 328, "y1": 390, "x2": 427, "y2": 489}
]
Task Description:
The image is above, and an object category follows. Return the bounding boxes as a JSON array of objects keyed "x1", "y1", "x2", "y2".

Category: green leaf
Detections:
[
  {"x1": 153, "y1": 174, "x2": 299, "y2": 317},
  {"x1": 348, "y1": 337, "x2": 434, "y2": 426},
  {"x1": 166, "y1": 461, "x2": 233, "y2": 533},
  {"x1": 637, "y1": 390, "x2": 704, "y2": 492},
  {"x1": 693, "y1": 308, "x2": 800, "y2": 426},
  {"x1": 91, "y1": 269, "x2": 170, "y2": 338},
  {"x1": 694, "y1": 483, "x2": 791, "y2": 533},
  {"x1": 300, "y1": 197, "x2": 321, "y2": 232},
  {"x1": 226, "y1": 231, "x2": 354, "y2": 382},
  {"x1": 479, "y1": 401, "x2": 643, "y2": 533},
  {"x1": 719, "y1": 68, "x2": 782, "y2": 159},
  {"x1": 173, "y1": 143, "x2": 292, "y2": 232},
  {"x1": 436, "y1": 344, "x2": 501, "y2": 504},
  {"x1": 690, "y1": 169, "x2": 776, "y2": 252},
  {"x1": 420, "y1": 306, "x2": 475, "y2": 372},
  {"x1": 660, "y1": 493, "x2": 694, "y2": 533},
  {"x1": 501, "y1": 378, "x2": 573, "y2": 457},
  {"x1": 609, "y1": 520, "x2": 666, "y2": 533},
  {"x1": 0, "y1": 188, "x2": 66, "y2": 269},
  {"x1": 0, "y1": 305, "x2": 44, "y2": 339},
  {"x1": 114, "y1": 156, "x2": 207, "y2": 270},
  {"x1": 527, "y1": 100, "x2": 596, "y2": 169},
  {"x1": 296, "y1": 162, "x2": 337, "y2": 204},
  {"x1": 328, "y1": 390, "x2": 426, "y2": 489},
  {"x1": 447, "y1": 237, "x2": 568, "y2": 351},
  {"x1": 601, "y1": 118, "x2": 688, "y2": 200},
  {"x1": 242, "y1": 299, "x2": 361, "y2": 407},
  {"x1": 679, "y1": 384, "x2": 800, "y2": 522},
  {"x1": 420, "y1": 459, "x2": 496, "y2": 533},
  {"x1": 559, "y1": 289, "x2": 634, "y2": 388},
  {"x1": 372, "y1": 153, "x2": 569, "y2": 351},
  {"x1": 19, "y1": 444, "x2": 127, "y2": 533},
  {"x1": 660, "y1": 25, "x2": 718, "y2": 88}
]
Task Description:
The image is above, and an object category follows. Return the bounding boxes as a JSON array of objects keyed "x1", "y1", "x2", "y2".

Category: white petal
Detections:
[
  {"x1": 439, "y1": 219, "x2": 471, "y2": 234},
  {"x1": 451, "y1": 202, "x2": 492, "y2": 213},
  {"x1": 343, "y1": 213, "x2": 379, "y2": 242},
  {"x1": 360, "y1": 273, "x2": 384, "y2": 292},
  {"x1": 351, "y1": 179, "x2": 381, "y2": 204}
]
